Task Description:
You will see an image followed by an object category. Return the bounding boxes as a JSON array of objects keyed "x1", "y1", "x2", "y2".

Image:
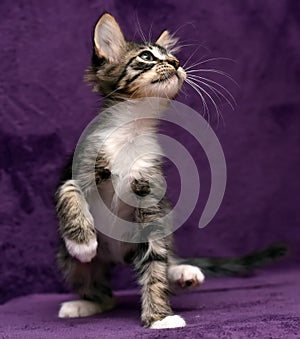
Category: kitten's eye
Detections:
[{"x1": 139, "y1": 51, "x2": 154, "y2": 61}]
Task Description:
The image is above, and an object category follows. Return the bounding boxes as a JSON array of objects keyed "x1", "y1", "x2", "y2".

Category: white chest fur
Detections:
[{"x1": 96, "y1": 101, "x2": 163, "y2": 181}]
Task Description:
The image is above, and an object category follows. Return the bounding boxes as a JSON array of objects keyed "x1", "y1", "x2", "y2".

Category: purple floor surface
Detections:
[{"x1": 1, "y1": 269, "x2": 299, "y2": 339}]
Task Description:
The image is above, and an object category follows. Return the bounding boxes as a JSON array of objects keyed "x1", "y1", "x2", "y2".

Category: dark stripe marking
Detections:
[
  {"x1": 116, "y1": 56, "x2": 137, "y2": 86},
  {"x1": 124, "y1": 64, "x2": 156, "y2": 87}
]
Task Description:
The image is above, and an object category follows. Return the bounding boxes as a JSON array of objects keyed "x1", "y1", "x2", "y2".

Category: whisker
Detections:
[
  {"x1": 188, "y1": 76, "x2": 223, "y2": 105},
  {"x1": 184, "y1": 57, "x2": 236, "y2": 71},
  {"x1": 185, "y1": 78, "x2": 210, "y2": 123},
  {"x1": 176, "y1": 43, "x2": 207, "y2": 49},
  {"x1": 182, "y1": 47, "x2": 205, "y2": 68},
  {"x1": 135, "y1": 14, "x2": 147, "y2": 43},
  {"x1": 187, "y1": 78, "x2": 221, "y2": 123},
  {"x1": 188, "y1": 77, "x2": 234, "y2": 113},
  {"x1": 171, "y1": 21, "x2": 197, "y2": 37},
  {"x1": 187, "y1": 74, "x2": 236, "y2": 109},
  {"x1": 175, "y1": 36, "x2": 211, "y2": 50},
  {"x1": 172, "y1": 44, "x2": 201, "y2": 54},
  {"x1": 186, "y1": 78, "x2": 226, "y2": 127},
  {"x1": 186, "y1": 68, "x2": 239, "y2": 87},
  {"x1": 148, "y1": 20, "x2": 154, "y2": 42},
  {"x1": 103, "y1": 86, "x2": 121, "y2": 100},
  {"x1": 183, "y1": 54, "x2": 210, "y2": 70}
]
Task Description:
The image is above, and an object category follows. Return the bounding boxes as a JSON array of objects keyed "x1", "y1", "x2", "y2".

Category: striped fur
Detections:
[
  {"x1": 56, "y1": 13, "x2": 287, "y2": 328},
  {"x1": 56, "y1": 13, "x2": 187, "y2": 328}
]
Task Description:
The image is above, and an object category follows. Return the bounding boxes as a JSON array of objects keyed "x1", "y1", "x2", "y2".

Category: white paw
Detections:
[
  {"x1": 65, "y1": 237, "x2": 98, "y2": 263},
  {"x1": 168, "y1": 264, "x2": 205, "y2": 288},
  {"x1": 150, "y1": 315, "x2": 186, "y2": 329},
  {"x1": 58, "y1": 300, "x2": 102, "y2": 318}
]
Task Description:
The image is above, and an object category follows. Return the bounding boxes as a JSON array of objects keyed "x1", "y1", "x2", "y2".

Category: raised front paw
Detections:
[
  {"x1": 131, "y1": 178, "x2": 151, "y2": 197},
  {"x1": 64, "y1": 237, "x2": 98, "y2": 263}
]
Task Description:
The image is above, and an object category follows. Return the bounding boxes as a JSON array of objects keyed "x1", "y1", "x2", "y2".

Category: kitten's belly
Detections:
[
  {"x1": 87, "y1": 180, "x2": 136, "y2": 263},
  {"x1": 87, "y1": 120, "x2": 161, "y2": 262}
]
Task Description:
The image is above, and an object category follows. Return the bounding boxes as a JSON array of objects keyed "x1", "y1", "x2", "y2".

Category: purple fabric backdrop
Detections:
[{"x1": 1, "y1": 0, "x2": 300, "y2": 304}]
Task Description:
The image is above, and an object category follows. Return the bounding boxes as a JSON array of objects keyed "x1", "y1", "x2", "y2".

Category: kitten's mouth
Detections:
[{"x1": 151, "y1": 73, "x2": 178, "y2": 84}]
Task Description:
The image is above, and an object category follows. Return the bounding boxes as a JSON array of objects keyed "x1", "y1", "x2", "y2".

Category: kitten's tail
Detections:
[{"x1": 180, "y1": 243, "x2": 288, "y2": 277}]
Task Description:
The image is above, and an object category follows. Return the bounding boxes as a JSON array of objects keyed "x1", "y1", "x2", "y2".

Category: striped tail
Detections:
[{"x1": 180, "y1": 243, "x2": 288, "y2": 277}]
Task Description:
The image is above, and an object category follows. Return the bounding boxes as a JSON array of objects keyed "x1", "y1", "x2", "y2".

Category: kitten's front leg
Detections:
[
  {"x1": 56, "y1": 180, "x2": 97, "y2": 263},
  {"x1": 134, "y1": 200, "x2": 186, "y2": 329},
  {"x1": 56, "y1": 153, "x2": 112, "y2": 262},
  {"x1": 134, "y1": 237, "x2": 186, "y2": 329},
  {"x1": 134, "y1": 238, "x2": 170, "y2": 327}
]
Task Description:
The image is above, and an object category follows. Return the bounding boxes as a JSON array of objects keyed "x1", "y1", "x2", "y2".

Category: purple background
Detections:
[{"x1": 1, "y1": 0, "x2": 300, "y2": 304}]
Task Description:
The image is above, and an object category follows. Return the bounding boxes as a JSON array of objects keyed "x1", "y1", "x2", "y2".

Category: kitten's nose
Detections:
[{"x1": 167, "y1": 57, "x2": 180, "y2": 70}]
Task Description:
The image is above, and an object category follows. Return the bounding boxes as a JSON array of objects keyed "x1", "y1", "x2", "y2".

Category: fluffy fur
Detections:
[{"x1": 55, "y1": 13, "x2": 287, "y2": 329}]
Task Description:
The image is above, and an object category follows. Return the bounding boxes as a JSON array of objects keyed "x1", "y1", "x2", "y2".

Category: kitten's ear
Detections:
[
  {"x1": 156, "y1": 30, "x2": 179, "y2": 52},
  {"x1": 94, "y1": 13, "x2": 126, "y2": 63}
]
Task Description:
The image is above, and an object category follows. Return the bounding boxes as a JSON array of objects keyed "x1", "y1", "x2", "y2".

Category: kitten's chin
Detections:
[{"x1": 144, "y1": 76, "x2": 184, "y2": 99}]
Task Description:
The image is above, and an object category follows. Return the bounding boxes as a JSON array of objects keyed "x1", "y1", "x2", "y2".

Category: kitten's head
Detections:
[{"x1": 85, "y1": 13, "x2": 186, "y2": 101}]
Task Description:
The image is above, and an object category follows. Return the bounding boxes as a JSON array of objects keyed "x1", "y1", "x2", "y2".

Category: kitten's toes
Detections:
[
  {"x1": 58, "y1": 300, "x2": 102, "y2": 318},
  {"x1": 150, "y1": 315, "x2": 186, "y2": 329},
  {"x1": 131, "y1": 178, "x2": 151, "y2": 197},
  {"x1": 168, "y1": 264, "x2": 205, "y2": 288},
  {"x1": 64, "y1": 237, "x2": 98, "y2": 263}
]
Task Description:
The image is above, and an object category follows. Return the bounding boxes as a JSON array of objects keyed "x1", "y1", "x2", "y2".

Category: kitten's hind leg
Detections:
[
  {"x1": 58, "y1": 247, "x2": 115, "y2": 318},
  {"x1": 58, "y1": 299, "x2": 115, "y2": 318},
  {"x1": 168, "y1": 264, "x2": 205, "y2": 289},
  {"x1": 56, "y1": 179, "x2": 97, "y2": 263},
  {"x1": 168, "y1": 256, "x2": 205, "y2": 290}
]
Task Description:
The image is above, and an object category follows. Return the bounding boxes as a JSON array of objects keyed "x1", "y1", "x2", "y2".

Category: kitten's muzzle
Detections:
[
  {"x1": 152, "y1": 61, "x2": 180, "y2": 83},
  {"x1": 152, "y1": 70, "x2": 177, "y2": 83}
]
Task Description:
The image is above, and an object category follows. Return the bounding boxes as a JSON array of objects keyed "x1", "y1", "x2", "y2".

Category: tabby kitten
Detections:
[{"x1": 55, "y1": 13, "x2": 286, "y2": 329}]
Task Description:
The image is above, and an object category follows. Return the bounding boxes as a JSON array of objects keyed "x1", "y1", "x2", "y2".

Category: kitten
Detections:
[{"x1": 55, "y1": 13, "x2": 286, "y2": 329}]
